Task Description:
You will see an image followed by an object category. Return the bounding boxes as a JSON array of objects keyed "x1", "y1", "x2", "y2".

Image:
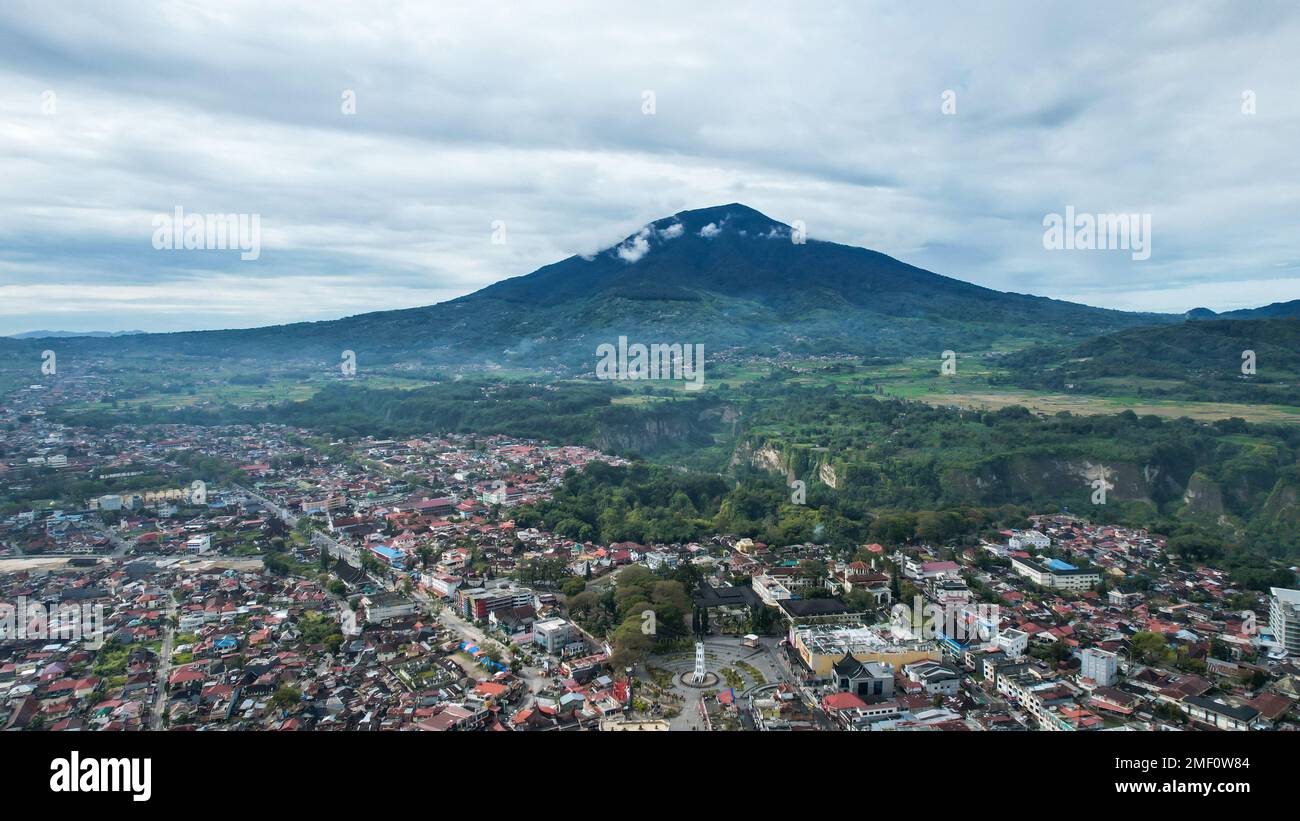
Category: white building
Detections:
[
  {"x1": 902, "y1": 660, "x2": 962, "y2": 695},
  {"x1": 995, "y1": 628, "x2": 1028, "y2": 659},
  {"x1": 361, "y1": 593, "x2": 417, "y2": 623},
  {"x1": 1010, "y1": 556, "x2": 1100, "y2": 591},
  {"x1": 533, "y1": 617, "x2": 579, "y2": 654},
  {"x1": 752, "y1": 573, "x2": 793, "y2": 606},
  {"x1": 1079, "y1": 647, "x2": 1118, "y2": 686},
  {"x1": 929, "y1": 578, "x2": 971, "y2": 606},
  {"x1": 645, "y1": 550, "x2": 679, "y2": 570},
  {"x1": 1270, "y1": 587, "x2": 1300, "y2": 655},
  {"x1": 422, "y1": 572, "x2": 462, "y2": 599},
  {"x1": 1008, "y1": 530, "x2": 1050, "y2": 550}
]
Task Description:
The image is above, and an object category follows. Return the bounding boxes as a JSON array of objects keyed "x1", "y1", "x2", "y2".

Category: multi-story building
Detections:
[
  {"x1": 362, "y1": 592, "x2": 418, "y2": 623},
  {"x1": 997, "y1": 674, "x2": 1083, "y2": 731},
  {"x1": 929, "y1": 577, "x2": 971, "y2": 606},
  {"x1": 532, "y1": 617, "x2": 579, "y2": 654},
  {"x1": 422, "y1": 572, "x2": 462, "y2": 599},
  {"x1": 1108, "y1": 590, "x2": 1143, "y2": 608},
  {"x1": 902, "y1": 660, "x2": 962, "y2": 695},
  {"x1": 458, "y1": 585, "x2": 535, "y2": 621},
  {"x1": 752, "y1": 573, "x2": 793, "y2": 606},
  {"x1": 833, "y1": 561, "x2": 892, "y2": 605},
  {"x1": 1182, "y1": 696, "x2": 1259, "y2": 731},
  {"x1": 1079, "y1": 647, "x2": 1118, "y2": 686},
  {"x1": 1270, "y1": 587, "x2": 1300, "y2": 654},
  {"x1": 903, "y1": 558, "x2": 960, "y2": 581},
  {"x1": 830, "y1": 653, "x2": 894, "y2": 700},
  {"x1": 644, "y1": 550, "x2": 678, "y2": 570},
  {"x1": 1008, "y1": 530, "x2": 1051, "y2": 550},
  {"x1": 995, "y1": 628, "x2": 1028, "y2": 659},
  {"x1": 791, "y1": 624, "x2": 939, "y2": 680},
  {"x1": 1011, "y1": 556, "x2": 1100, "y2": 591}
]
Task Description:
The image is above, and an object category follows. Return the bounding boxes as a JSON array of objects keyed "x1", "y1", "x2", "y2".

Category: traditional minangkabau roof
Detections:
[{"x1": 832, "y1": 650, "x2": 868, "y2": 679}]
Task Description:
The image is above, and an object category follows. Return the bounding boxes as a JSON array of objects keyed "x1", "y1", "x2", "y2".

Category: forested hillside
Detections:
[{"x1": 996, "y1": 318, "x2": 1300, "y2": 404}]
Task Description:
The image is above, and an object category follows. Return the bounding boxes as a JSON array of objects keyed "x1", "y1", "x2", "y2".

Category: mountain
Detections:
[
  {"x1": 0, "y1": 204, "x2": 1176, "y2": 369},
  {"x1": 1186, "y1": 300, "x2": 1300, "y2": 320},
  {"x1": 8, "y1": 329, "x2": 145, "y2": 339}
]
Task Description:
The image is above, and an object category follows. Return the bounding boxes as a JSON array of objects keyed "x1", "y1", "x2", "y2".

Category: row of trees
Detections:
[{"x1": 515, "y1": 460, "x2": 1044, "y2": 562}]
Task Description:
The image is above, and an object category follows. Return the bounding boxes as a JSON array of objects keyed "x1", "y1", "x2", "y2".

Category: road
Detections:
[
  {"x1": 311, "y1": 530, "x2": 360, "y2": 566},
  {"x1": 408, "y1": 589, "x2": 552, "y2": 711},
  {"x1": 234, "y1": 483, "x2": 299, "y2": 527},
  {"x1": 235, "y1": 483, "x2": 360, "y2": 567},
  {"x1": 80, "y1": 520, "x2": 134, "y2": 559},
  {"x1": 149, "y1": 594, "x2": 178, "y2": 730}
]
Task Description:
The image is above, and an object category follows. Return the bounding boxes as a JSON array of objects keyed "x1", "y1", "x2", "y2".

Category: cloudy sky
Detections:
[{"x1": 2, "y1": 1, "x2": 1299, "y2": 334}]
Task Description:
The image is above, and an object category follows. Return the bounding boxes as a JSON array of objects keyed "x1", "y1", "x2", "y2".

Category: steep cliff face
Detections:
[
  {"x1": 731, "y1": 439, "x2": 835, "y2": 481},
  {"x1": 733, "y1": 442, "x2": 788, "y2": 475},
  {"x1": 818, "y1": 461, "x2": 840, "y2": 489},
  {"x1": 1182, "y1": 472, "x2": 1226, "y2": 517},
  {"x1": 733, "y1": 436, "x2": 1204, "y2": 510},
  {"x1": 938, "y1": 456, "x2": 1164, "y2": 506},
  {"x1": 592, "y1": 415, "x2": 695, "y2": 453},
  {"x1": 1259, "y1": 477, "x2": 1300, "y2": 530},
  {"x1": 593, "y1": 401, "x2": 738, "y2": 455},
  {"x1": 727, "y1": 426, "x2": 1298, "y2": 548}
]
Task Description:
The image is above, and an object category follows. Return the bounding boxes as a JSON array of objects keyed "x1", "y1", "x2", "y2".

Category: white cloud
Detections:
[
  {"x1": 0, "y1": 1, "x2": 1298, "y2": 332},
  {"x1": 616, "y1": 227, "x2": 653, "y2": 263},
  {"x1": 698, "y1": 222, "x2": 721, "y2": 238}
]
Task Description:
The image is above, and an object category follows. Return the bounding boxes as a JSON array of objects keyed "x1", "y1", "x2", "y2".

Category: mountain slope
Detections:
[
  {"x1": 0, "y1": 204, "x2": 1176, "y2": 368},
  {"x1": 1188, "y1": 300, "x2": 1300, "y2": 320},
  {"x1": 999, "y1": 317, "x2": 1300, "y2": 405}
]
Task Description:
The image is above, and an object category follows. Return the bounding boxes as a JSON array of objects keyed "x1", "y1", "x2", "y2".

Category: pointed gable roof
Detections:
[{"x1": 832, "y1": 650, "x2": 867, "y2": 679}]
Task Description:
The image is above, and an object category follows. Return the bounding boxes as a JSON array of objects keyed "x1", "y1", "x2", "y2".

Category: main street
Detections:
[
  {"x1": 234, "y1": 483, "x2": 299, "y2": 527},
  {"x1": 88, "y1": 521, "x2": 134, "y2": 559},
  {"x1": 149, "y1": 594, "x2": 178, "y2": 730}
]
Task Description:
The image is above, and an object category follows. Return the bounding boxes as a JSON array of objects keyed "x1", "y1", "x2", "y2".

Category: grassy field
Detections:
[
  {"x1": 910, "y1": 389, "x2": 1300, "y2": 423},
  {"x1": 708, "y1": 355, "x2": 1300, "y2": 424},
  {"x1": 56, "y1": 371, "x2": 437, "y2": 413},
  {"x1": 23, "y1": 350, "x2": 1300, "y2": 425},
  {"x1": 591, "y1": 353, "x2": 1300, "y2": 423}
]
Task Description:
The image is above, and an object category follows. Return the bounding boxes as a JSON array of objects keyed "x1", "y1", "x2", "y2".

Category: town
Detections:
[{"x1": 2, "y1": 378, "x2": 1297, "y2": 733}]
